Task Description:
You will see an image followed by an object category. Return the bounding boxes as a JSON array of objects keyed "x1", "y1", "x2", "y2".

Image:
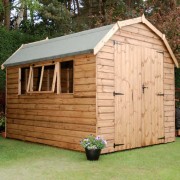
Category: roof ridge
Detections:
[
  {"x1": 23, "y1": 24, "x2": 114, "y2": 49},
  {"x1": 2, "y1": 15, "x2": 178, "y2": 69},
  {"x1": 23, "y1": 38, "x2": 49, "y2": 48}
]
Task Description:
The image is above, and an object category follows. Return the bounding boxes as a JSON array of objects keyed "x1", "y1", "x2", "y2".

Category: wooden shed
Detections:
[{"x1": 2, "y1": 15, "x2": 179, "y2": 154}]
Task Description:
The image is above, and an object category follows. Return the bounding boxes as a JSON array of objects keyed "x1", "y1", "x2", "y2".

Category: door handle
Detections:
[
  {"x1": 142, "y1": 84, "x2": 148, "y2": 93},
  {"x1": 157, "y1": 93, "x2": 164, "y2": 96},
  {"x1": 113, "y1": 92, "x2": 124, "y2": 96}
]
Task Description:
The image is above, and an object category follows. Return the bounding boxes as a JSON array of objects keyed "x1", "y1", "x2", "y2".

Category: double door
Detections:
[{"x1": 114, "y1": 43, "x2": 164, "y2": 150}]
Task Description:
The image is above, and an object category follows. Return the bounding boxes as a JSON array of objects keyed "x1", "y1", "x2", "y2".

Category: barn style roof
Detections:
[
  {"x1": 2, "y1": 24, "x2": 114, "y2": 68},
  {"x1": 2, "y1": 15, "x2": 179, "y2": 69}
]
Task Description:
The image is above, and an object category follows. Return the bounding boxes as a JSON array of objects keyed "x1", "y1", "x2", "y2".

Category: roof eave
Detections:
[
  {"x1": 3, "y1": 49, "x2": 94, "y2": 68},
  {"x1": 93, "y1": 23, "x2": 119, "y2": 55},
  {"x1": 1, "y1": 44, "x2": 24, "y2": 70},
  {"x1": 1, "y1": 64, "x2": 5, "y2": 70}
]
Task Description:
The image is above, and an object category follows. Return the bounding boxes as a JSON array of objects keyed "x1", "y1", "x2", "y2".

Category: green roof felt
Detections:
[{"x1": 3, "y1": 24, "x2": 114, "y2": 67}]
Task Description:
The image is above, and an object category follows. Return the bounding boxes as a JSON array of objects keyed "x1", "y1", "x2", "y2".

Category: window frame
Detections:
[
  {"x1": 60, "y1": 60, "x2": 74, "y2": 94},
  {"x1": 18, "y1": 66, "x2": 30, "y2": 95},
  {"x1": 27, "y1": 63, "x2": 59, "y2": 93},
  {"x1": 19, "y1": 60, "x2": 74, "y2": 95}
]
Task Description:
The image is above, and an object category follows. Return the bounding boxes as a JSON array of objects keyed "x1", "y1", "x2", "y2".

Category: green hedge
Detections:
[
  {"x1": 175, "y1": 68, "x2": 180, "y2": 107},
  {"x1": 175, "y1": 68, "x2": 180, "y2": 88},
  {"x1": 0, "y1": 28, "x2": 43, "y2": 91}
]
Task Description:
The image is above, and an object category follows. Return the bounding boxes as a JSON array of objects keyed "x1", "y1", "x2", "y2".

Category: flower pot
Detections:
[
  {"x1": 1, "y1": 132, "x2": 6, "y2": 138},
  {"x1": 85, "y1": 148, "x2": 101, "y2": 161}
]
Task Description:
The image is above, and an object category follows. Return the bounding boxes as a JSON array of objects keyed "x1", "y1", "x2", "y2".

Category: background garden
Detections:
[
  {"x1": 0, "y1": 0, "x2": 180, "y2": 110},
  {"x1": 0, "y1": 136, "x2": 180, "y2": 179}
]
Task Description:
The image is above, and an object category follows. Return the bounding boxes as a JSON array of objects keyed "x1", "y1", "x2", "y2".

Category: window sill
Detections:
[
  {"x1": 27, "y1": 91, "x2": 54, "y2": 94},
  {"x1": 18, "y1": 92, "x2": 74, "y2": 96}
]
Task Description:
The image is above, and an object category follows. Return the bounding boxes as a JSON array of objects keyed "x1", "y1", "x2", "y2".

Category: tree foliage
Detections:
[
  {"x1": 0, "y1": 27, "x2": 42, "y2": 90},
  {"x1": 0, "y1": 0, "x2": 179, "y2": 91},
  {"x1": 37, "y1": 0, "x2": 72, "y2": 37}
]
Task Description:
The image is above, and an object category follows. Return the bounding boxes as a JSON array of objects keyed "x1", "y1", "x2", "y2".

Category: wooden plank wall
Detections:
[
  {"x1": 96, "y1": 40, "x2": 115, "y2": 153},
  {"x1": 96, "y1": 22, "x2": 175, "y2": 153},
  {"x1": 163, "y1": 53, "x2": 175, "y2": 143},
  {"x1": 6, "y1": 54, "x2": 96, "y2": 151}
]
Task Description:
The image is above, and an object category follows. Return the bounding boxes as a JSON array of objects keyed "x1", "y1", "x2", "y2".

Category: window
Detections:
[
  {"x1": 20, "y1": 67, "x2": 30, "y2": 94},
  {"x1": 30, "y1": 65, "x2": 56, "y2": 92},
  {"x1": 32, "y1": 66, "x2": 42, "y2": 91},
  {"x1": 61, "y1": 61, "x2": 73, "y2": 93},
  {"x1": 27, "y1": 64, "x2": 57, "y2": 93},
  {"x1": 42, "y1": 65, "x2": 55, "y2": 91},
  {"x1": 19, "y1": 61, "x2": 74, "y2": 94}
]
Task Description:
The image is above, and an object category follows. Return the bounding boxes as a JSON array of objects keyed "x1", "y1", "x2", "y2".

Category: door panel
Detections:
[
  {"x1": 114, "y1": 43, "x2": 126, "y2": 150},
  {"x1": 141, "y1": 48, "x2": 164, "y2": 146},
  {"x1": 141, "y1": 48, "x2": 155, "y2": 146},
  {"x1": 156, "y1": 52, "x2": 164, "y2": 143},
  {"x1": 114, "y1": 43, "x2": 164, "y2": 150},
  {"x1": 114, "y1": 43, "x2": 142, "y2": 150}
]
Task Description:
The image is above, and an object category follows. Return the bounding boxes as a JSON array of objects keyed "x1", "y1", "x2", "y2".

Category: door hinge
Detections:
[
  {"x1": 158, "y1": 136, "x2": 165, "y2": 140},
  {"x1": 157, "y1": 51, "x2": 164, "y2": 54},
  {"x1": 157, "y1": 93, "x2": 164, "y2": 96},
  {"x1": 142, "y1": 84, "x2": 148, "y2": 93},
  {"x1": 113, "y1": 91, "x2": 124, "y2": 96},
  {"x1": 114, "y1": 143, "x2": 124, "y2": 148}
]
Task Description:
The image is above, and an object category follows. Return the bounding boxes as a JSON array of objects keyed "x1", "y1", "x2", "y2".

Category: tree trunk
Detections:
[
  {"x1": 3, "y1": 0, "x2": 10, "y2": 30},
  {"x1": 0, "y1": 12, "x2": 4, "y2": 25},
  {"x1": 75, "y1": 0, "x2": 80, "y2": 15},
  {"x1": 72, "y1": 0, "x2": 76, "y2": 14},
  {"x1": 23, "y1": 5, "x2": 28, "y2": 21},
  {"x1": 67, "y1": 0, "x2": 72, "y2": 11},
  {"x1": 14, "y1": 2, "x2": 24, "y2": 29},
  {"x1": 170, "y1": 0, "x2": 176, "y2": 9},
  {"x1": 101, "y1": 0, "x2": 107, "y2": 24},
  {"x1": 88, "y1": 0, "x2": 92, "y2": 16}
]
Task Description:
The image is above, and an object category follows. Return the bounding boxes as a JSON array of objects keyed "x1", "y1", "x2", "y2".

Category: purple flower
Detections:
[
  {"x1": 95, "y1": 136, "x2": 101, "y2": 140},
  {"x1": 80, "y1": 135, "x2": 107, "y2": 149}
]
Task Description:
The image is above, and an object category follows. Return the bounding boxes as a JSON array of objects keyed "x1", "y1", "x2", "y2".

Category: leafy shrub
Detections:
[
  {"x1": 0, "y1": 113, "x2": 5, "y2": 132},
  {"x1": 80, "y1": 135, "x2": 107, "y2": 150},
  {"x1": 175, "y1": 68, "x2": 180, "y2": 108},
  {"x1": 0, "y1": 27, "x2": 43, "y2": 91}
]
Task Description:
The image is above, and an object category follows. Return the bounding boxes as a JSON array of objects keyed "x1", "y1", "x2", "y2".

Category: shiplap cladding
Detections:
[
  {"x1": 6, "y1": 54, "x2": 96, "y2": 151},
  {"x1": 96, "y1": 23, "x2": 175, "y2": 154},
  {"x1": 6, "y1": 21, "x2": 176, "y2": 154}
]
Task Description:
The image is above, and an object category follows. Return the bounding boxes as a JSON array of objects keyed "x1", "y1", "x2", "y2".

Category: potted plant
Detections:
[
  {"x1": 0, "y1": 114, "x2": 6, "y2": 138},
  {"x1": 80, "y1": 135, "x2": 107, "y2": 161}
]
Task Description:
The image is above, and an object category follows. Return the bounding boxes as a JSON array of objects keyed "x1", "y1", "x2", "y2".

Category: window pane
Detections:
[
  {"x1": 41, "y1": 65, "x2": 55, "y2": 91},
  {"x1": 21, "y1": 67, "x2": 29, "y2": 94},
  {"x1": 61, "y1": 61, "x2": 73, "y2": 93},
  {"x1": 33, "y1": 67, "x2": 41, "y2": 91}
]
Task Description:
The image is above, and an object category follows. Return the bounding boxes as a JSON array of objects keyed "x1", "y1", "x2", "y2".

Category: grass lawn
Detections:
[{"x1": 0, "y1": 137, "x2": 180, "y2": 180}]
